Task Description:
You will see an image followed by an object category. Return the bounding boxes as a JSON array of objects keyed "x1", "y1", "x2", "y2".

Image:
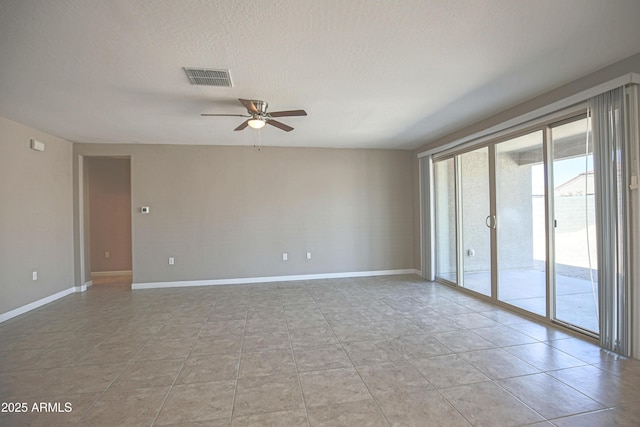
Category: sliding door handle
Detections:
[{"x1": 485, "y1": 215, "x2": 496, "y2": 229}]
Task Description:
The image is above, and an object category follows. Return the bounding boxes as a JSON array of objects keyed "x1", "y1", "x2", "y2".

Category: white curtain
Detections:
[{"x1": 590, "y1": 87, "x2": 631, "y2": 356}]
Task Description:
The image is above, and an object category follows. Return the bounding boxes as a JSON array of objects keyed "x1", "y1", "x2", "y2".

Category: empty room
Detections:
[{"x1": 2, "y1": 1, "x2": 640, "y2": 426}]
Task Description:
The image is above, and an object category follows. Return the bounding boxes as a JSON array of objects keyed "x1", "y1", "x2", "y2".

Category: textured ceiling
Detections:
[{"x1": 1, "y1": 0, "x2": 640, "y2": 149}]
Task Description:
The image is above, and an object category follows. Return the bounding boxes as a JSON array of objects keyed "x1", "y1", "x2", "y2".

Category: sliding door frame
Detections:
[
  {"x1": 488, "y1": 144, "x2": 498, "y2": 301},
  {"x1": 454, "y1": 155, "x2": 463, "y2": 287},
  {"x1": 431, "y1": 106, "x2": 599, "y2": 338},
  {"x1": 544, "y1": 126, "x2": 556, "y2": 325}
]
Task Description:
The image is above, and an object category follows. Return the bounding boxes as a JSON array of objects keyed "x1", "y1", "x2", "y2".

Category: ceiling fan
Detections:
[{"x1": 201, "y1": 99, "x2": 307, "y2": 132}]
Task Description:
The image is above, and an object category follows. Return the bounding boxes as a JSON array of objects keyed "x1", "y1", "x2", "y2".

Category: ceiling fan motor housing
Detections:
[{"x1": 251, "y1": 100, "x2": 268, "y2": 114}]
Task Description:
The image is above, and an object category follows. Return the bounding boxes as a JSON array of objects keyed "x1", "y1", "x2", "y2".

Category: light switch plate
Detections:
[{"x1": 30, "y1": 139, "x2": 45, "y2": 152}]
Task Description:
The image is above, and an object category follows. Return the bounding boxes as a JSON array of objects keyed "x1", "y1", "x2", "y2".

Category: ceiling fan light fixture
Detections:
[{"x1": 248, "y1": 118, "x2": 266, "y2": 129}]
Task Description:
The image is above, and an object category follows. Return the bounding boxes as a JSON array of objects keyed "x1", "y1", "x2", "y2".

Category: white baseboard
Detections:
[
  {"x1": 132, "y1": 269, "x2": 421, "y2": 290},
  {"x1": 0, "y1": 281, "x2": 92, "y2": 324},
  {"x1": 0, "y1": 286, "x2": 78, "y2": 323},
  {"x1": 74, "y1": 280, "x2": 93, "y2": 293},
  {"x1": 0, "y1": 270, "x2": 421, "y2": 323},
  {"x1": 91, "y1": 270, "x2": 132, "y2": 277}
]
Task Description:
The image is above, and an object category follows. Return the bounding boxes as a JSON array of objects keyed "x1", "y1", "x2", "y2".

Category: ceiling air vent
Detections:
[{"x1": 183, "y1": 68, "x2": 233, "y2": 87}]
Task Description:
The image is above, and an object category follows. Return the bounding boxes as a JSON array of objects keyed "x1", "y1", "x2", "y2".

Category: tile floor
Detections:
[{"x1": 1, "y1": 274, "x2": 640, "y2": 426}]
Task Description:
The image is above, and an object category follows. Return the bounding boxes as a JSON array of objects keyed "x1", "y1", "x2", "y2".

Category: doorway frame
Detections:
[{"x1": 75, "y1": 154, "x2": 133, "y2": 289}]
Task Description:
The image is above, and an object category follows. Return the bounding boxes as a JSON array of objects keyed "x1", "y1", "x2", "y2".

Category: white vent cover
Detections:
[{"x1": 183, "y1": 68, "x2": 233, "y2": 87}]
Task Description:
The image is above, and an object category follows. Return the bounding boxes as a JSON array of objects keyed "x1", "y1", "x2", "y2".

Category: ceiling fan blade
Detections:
[
  {"x1": 239, "y1": 99, "x2": 259, "y2": 114},
  {"x1": 201, "y1": 114, "x2": 249, "y2": 117},
  {"x1": 266, "y1": 119, "x2": 293, "y2": 132},
  {"x1": 269, "y1": 110, "x2": 307, "y2": 118},
  {"x1": 234, "y1": 120, "x2": 250, "y2": 131}
]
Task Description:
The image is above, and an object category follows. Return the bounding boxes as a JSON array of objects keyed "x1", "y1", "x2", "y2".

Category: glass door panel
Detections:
[
  {"x1": 459, "y1": 147, "x2": 491, "y2": 296},
  {"x1": 495, "y1": 131, "x2": 546, "y2": 315},
  {"x1": 434, "y1": 158, "x2": 457, "y2": 283},
  {"x1": 551, "y1": 117, "x2": 599, "y2": 333}
]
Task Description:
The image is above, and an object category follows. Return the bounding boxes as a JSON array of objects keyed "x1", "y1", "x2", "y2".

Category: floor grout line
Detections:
[
  {"x1": 284, "y1": 298, "x2": 312, "y2": 427},
  {"x1": 226, "y1": 301, "x2": 248, "y2": 425},
  {"x1": 148, "y1": 303, "x2": 213, "y2": 426}
]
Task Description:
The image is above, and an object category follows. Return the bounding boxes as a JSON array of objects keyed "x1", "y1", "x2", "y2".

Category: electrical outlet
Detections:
[
  {"x1": 282, "y1": 253, "x2": 288, "y2": 261},
  {"x1": 32, "y1": 271, "x2": 38, "y2": 280},
  {"x1": 105, "y1": 251, "x2": 110, "y2": 259},
  {"x1": 168, "y1": 257, "x2": 175, "y2": 265},
  {"x1": 306, "y1": 252, "x2": 312, "y2": 259}
]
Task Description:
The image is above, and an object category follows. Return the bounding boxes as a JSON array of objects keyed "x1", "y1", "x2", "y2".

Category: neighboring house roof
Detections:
[{"x1": 555, "y1": 171, "x2": 594, "y2": 196}]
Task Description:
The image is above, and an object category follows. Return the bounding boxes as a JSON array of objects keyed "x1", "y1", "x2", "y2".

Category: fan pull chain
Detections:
[{"x1": 253, "y1": 127, "x2": 262, "y2": 151}]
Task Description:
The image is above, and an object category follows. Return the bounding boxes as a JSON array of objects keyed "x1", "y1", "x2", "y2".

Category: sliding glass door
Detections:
[
  {"x1": 459, "y1": 147, "x2": 492, "y2": 296},
  {"x1": 432, "y1": 112, "x2": 599, "y2": 337},
  {"x1": 495, "y1": 131, "x2": 546, "y2": 316},
  {"x1": 434, "y1": 158, "x2": 457, "y2": 283},
  {"x1": 551, "y1": 117, "x2": 599, "y2": 333}
]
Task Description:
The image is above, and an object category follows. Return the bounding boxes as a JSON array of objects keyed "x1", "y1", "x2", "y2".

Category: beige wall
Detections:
[
  {"x1": 74, "y1": 144, "x2": 415, "y2": 284},
  {"x1": 0, "y1": 117, "x2": 73, "y2": 314},
  {"x1": 87, "y1": 157, "x2": 132, "y2": 272}
]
